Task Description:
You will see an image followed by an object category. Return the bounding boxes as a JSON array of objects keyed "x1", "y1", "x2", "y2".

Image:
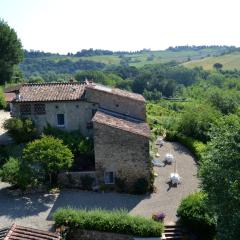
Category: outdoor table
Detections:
[
  {"x1": 165, "y1": 153, "x2": 174, "y2": 164},
  {"x1": 170, "y1": 173, "x2": 181, "y2": 184}
]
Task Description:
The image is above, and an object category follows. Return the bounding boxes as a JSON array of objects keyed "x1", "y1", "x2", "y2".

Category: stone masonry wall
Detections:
[
  {"x1": 68, "y1": 229, "x2": 133, "y2": 240},
  {"x1": 93, "y1": 122, "x2": 150, "y2": 187},
  {"x1": 85, "y1": 88, "x2": 146, "y2": 120},
  {"x1": 12, "y1": 100, "x2": 97, "y2": 137}
]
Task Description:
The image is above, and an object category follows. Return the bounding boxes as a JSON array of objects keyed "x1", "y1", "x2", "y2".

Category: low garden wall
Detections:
[
  {"x1": 58, "y1": 171, "x2": 96, "y2": 188},
  {"x1": 68, "y1": 229, "x2": 132, "y2": 240}
]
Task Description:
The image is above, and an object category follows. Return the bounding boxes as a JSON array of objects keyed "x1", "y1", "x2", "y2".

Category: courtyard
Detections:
[{"x1": 0, "y1": 140, "x2": 199, "y2": 230}]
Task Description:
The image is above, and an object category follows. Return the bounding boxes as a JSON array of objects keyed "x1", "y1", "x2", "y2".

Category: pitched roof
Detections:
[
  {"x1": 14, "y1": 83, "x2": 85, "y2": 102},
  {"x1": 4, "y1": 93, "x2": 16, "y2": 102},
  {"x1": 92, "y1": 109, "x2": 150, "y2": 138},
  {"x1": 0, "y1": 227, "x2": 9, "y2": 240},
  {"x1": 85, "y1": 83, "x2": 146, "y2": 102},
  {"x1": 3, "y1": 224, "x2": 60, "y2": 240}
]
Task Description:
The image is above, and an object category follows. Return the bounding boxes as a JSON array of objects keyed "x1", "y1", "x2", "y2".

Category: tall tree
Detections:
[
  {"x1": 200, "y1": 116, "x2": 240, "y2": 240},
  {"x1": 0, "y1": 19, "x2": 23, "y2": 84}
]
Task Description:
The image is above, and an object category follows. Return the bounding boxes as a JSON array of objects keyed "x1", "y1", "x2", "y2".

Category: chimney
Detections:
[{"x1": 15, "y1": 90, "x2": 21, "y2": 100}]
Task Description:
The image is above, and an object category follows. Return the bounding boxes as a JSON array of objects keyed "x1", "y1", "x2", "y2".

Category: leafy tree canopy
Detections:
[
  {"x1": 0, "y1": 19, "x2": 23, "y2": 84},
  {"x1": 200, "y1": 115, "x2": 240, "y2": 240}
]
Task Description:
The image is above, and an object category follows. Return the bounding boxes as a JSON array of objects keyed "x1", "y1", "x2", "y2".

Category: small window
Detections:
[
  {"x1": 34, "y1": 103, "x2": 45, "y2": 115},
  {"x1": 57, "y1": 114, "x2": 65, "y2": 127},
  {"x1": 104, "y1": 172, "x2": 115, "y2": 184},
  {"x1": 86, "y1": 122, "x2": 93, "y2": 129},
  {"x1": 20, "y1": 104, "x2": 31, "y2": 115}
]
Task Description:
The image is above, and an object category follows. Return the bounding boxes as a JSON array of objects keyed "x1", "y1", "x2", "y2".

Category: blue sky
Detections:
[{"x1": 1, "y1": 0, "x2": 240, "y2": 54}]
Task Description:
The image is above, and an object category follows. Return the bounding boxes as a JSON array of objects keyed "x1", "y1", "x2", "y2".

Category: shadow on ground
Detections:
[
  {"x1": 0, "y1": 186, "x2": 57, "y2": 219},
  {"x1": 47, "y1": 190, "x2": 147, "y2": 220}
]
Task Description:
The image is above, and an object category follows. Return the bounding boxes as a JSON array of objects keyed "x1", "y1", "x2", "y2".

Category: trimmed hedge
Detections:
[
  {"x1": 166, "y1": 131, "x2": 206, "y2": 161},
  {"x1": 53, "y1": 208, "x2": 163, "y2": 237}
]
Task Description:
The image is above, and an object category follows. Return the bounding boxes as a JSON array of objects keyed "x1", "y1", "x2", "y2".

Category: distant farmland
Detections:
[{"x1": 183, "y1": 51, "x2": 240, "y2": 70}]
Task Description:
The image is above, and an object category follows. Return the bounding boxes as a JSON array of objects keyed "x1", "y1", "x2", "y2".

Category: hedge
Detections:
[
  {"x1": 165, "y1": 131, "x2": 206, "y2": 161},
  {"x1": 177, "y1": 192, "x2": 216, "y2": 239},
  {"x1": 53, "y1": 208, "x2": 163, "y2": 237}
]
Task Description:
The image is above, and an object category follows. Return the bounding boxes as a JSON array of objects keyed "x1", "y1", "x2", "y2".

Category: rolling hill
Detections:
[{"x1": 183, "y1": 51, "x2": 240, "y2": 70}]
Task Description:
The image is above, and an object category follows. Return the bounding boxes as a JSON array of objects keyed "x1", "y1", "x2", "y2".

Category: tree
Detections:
[
  {"x1": 3, "y1": 118, "x2": 38, "y2": 143},
  {"x1": 23, "y1": 136, "x2": 73, "y2": 186},
  {"x1": 0, "y1": 19, "x2": 24, "y2": 84},
  {"x1": 200, "y1": 116, "x2": 240, "y2": 240},
  {"x1": 213, "y1": 62, "x2": 223, "y2": 71}
]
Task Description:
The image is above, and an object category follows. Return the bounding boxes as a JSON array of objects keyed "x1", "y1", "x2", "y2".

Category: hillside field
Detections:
[{"x1": 183, "y1": 51, "x2": 240, "y2": 70}]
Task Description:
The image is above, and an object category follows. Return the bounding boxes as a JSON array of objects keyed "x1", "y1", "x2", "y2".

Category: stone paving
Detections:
[{"x1": 0, "y1": 140, "x2": 199, "y2": 230}]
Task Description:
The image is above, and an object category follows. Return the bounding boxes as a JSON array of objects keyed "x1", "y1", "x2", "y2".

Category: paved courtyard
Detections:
[{"x1": 0, "y1": 140, "x2": 199, "y2": 230}]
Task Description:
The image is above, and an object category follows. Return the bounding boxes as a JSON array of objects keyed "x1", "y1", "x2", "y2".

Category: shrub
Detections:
[
  {"x1": 23, "y1": 135, "x2": 74, "y2": 186},
  {"x1": 43, "y1": 124, "x2": 94, "y2": 156},
  {"x1": 0, "y1": 157, "x2": 20, "y2": 185},
  {"x1": 177, "y1": 192, "x2": 216, "y2": 239},
  {"x1": 133, "y1": 178, "x2": 149, "y2": 194},
  {"x1": 0, "y1": 87, "x2": 6, "y2": 109},
  {"x1": 0, "y1": 157, "x2": 31, "y2": 189},
  {"x1": 53, "y1": 208, "x2": 163, "y2": 237},
  {"x1": 166, "y1": 131, "x2": 206, "y2": 161},
  {"x1": 3, "y1": 117, "x2": 38, "y2": 143},
  {"x1": 115, "y1": 177, "x2": 126, "y2": 193},
  {"x1": 80, "y1": 175, "x2": 94, "y2": 190}
]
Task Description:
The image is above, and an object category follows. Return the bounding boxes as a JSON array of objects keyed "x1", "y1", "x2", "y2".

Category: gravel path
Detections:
[{"x1": 0, "y1": 141, "x2": 199, "y2": 229}]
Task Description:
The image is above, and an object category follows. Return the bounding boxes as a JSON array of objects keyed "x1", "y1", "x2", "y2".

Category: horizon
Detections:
[{"x1": 1, "y1": 0, "x2": 240, "y2": 54}]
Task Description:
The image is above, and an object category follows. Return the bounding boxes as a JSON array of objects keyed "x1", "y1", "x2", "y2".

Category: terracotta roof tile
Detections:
[
  {"x1": 4, "y1": 93, "x2": 16, "y2": 102},
  {"x1": 15, "y1": 83, "x2": 85, "y2": 102},
  {"x1": 92, "y1": 109, "x2": 150, "y2": 138},
  {"x1": 4, "y1": 224, "x2": 60, "y2": 240},
  {"x1": 85, "y1": 83, "x2": 145, "y2": 102}
]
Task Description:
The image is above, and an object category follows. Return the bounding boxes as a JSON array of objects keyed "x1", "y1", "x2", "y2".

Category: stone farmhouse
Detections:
[{"x1": 7, "y1": 81, "x2": 151, "y2": 187}]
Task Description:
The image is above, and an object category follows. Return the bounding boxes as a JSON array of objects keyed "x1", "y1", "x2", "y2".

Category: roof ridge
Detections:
[{"x1": 23, "y1": 82, "x2": 82, "y2": 86}]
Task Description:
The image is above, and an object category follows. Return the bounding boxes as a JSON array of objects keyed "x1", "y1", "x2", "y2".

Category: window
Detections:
[
  {"x1": 57, "y1": 114, "x2": 65, "y2": 127},
  {"x1": 104, "y1": 172, "x2": 115, "y2": 184},
  {"x1": 20, "y1": 104, "x2": 31, "y2": 115},
  {"x1": 86, "y1": 122, "x2": 93, "y2": 129},
  {"x1": 34, "y1": 103, "x2": 45, "y2": 115}
]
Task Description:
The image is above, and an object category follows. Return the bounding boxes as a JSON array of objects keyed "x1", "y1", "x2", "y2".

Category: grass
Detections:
[
  {"x1": 183, "y1": 51, "x2": 240, "y2": 70},
  {"x1": 53, "y1": 208, "x2": 163, "y2": 237}
]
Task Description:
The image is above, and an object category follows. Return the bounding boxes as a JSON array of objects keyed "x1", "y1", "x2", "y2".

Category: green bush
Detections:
[
  {"x1": 0, "y1": 87, "x2": 7, "y2": 109},
  {"x1": 0, "y1": 157, "x2": 19, "y2": 185},
  {"x1": 80, "y1": 175, "x2": 94, "y2": 190},
  {"x1": 53, "y1": 208, "x2": 163, "y2": 237},
  {"x1": 0, "y1": 157, "x2": 31, "y2": 189},
  {"x1": 166, "y1": 131, "x2": 206, "y2": 161},
  {"x1": 43, "y1": 124, "x2": 94, "y2": 156},
  {"x1": 115, "y1": 177, "x2": 126, "y2": 193},
  {"x1": 177, "y1": 192, "x2": 216, "y2": 239},
  {"x1": 3, "y1": 117, "x2": 38, "y2": 143},
  {"x1": 133, "y1": 178, "x2": 149, "y2": 194}
]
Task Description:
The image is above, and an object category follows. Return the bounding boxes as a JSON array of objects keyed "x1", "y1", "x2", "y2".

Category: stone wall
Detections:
[
  {"x1": 85, "y1": 88, "x2": 146, "y2": 120},
  {"x1": 58, "y1": 171, "x2": 96, "y2": 188},
  {"x1": 68, "y1": 229, "x2": 133, "y2": 240},
  {"x1": 12, "y1": 100, "x2": 96, "y2": 136},
  {"x1": 93, "y1": 122, "x2": 150, "y2": 188}
]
